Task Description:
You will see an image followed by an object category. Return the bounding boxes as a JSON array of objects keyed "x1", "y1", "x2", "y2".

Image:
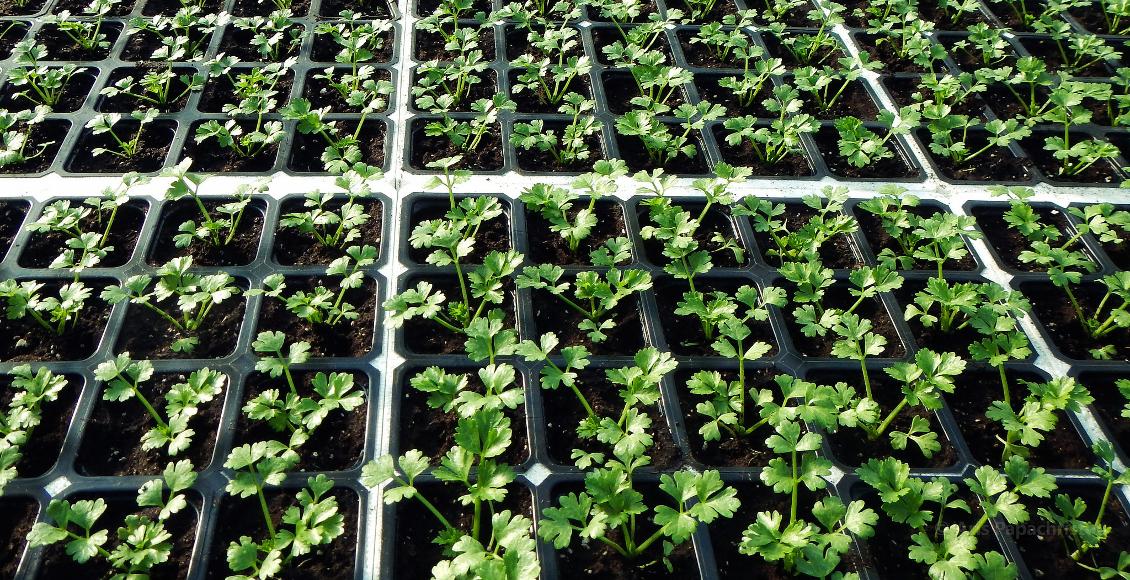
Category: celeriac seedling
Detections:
[
  {"x1": 987, "y1": 377, "x2": 1093, "y2": 461},
  {"x1": 511, "y1": 24, "x2": 591, "y2": 106},
  {"x1": 411, "y1": 363, "x2": 524, "y2": 419},
  {"x1": 362, "y1": 409, "x2": 541, "y2": 578},
  {"x1": 734, "y1": 186, "x2": 855, "y2": 264},
  {"x1": 519, "y1": 159, "x2": 626, "y2": 254},
  {"x1": 101, "y1": 257, "x2": 242, "y2": 353},
  {"x1": 280, "y1": 164, "x2": 382, "y2": 250},
  {"x1": 857, "y1": 187, "x2": 983, "y2": 275},
  {"x1": 7, "y1": 40, "x2": 82, "y2": 109},
  {"x1": 126, "y1": 6, "x2": 230, "y2": 62},
  {"x1": 0, "y1": 106, "x2": 55, "y2": 169},
  {"x1": 233, "y1": 9, "x2": 303, "y2": 62},
  {"x1": 425, "y1": 94, "x2": 517, "y2": 153},
  {"x1": 224, "y1": 443, "x2": 346, "y2": 579},
  {"x1": 195, "y1": 57, "x2": 293, "y2": 160},
  {"x1": 248, "y1": 331, "x2": 362, "y2": 437},
  {"x1": 0, "y1": 279, "x2": 90, "y2": 336},
  {"x1": 0, "y1": 366, "x2": 67, "y2": 492},
  {"x1": 517, "y1": 263, "x2": 653, "y2": 343},
  {"x1": 511, "y1": 94, "x2": 602, "y2": 166},
  {"x1": 99, "y1": 66, "x2": 207, "y2": 108},
  {"x1": 616, "y1": 101, "x2": 724, "y2": 166},
  {"x1": 793, "y1": 54, "x2": 880, "y2": 113},
  {"x1": 858, "y1": 456, "x2": 1053, "y2": 580},
  {"x1": 834, "y1": 106, "x2": 920, "y2": 168},
  {"x1": 29, "y1": 460, "x2": 197, "y2": 577},
  {"x1": 41, "y1": 0, "x2": 118, "y2": 52},
  {"x1": 86, "y1": 108, "x2": 159, "y2": 160},
  {"x1": 259, "y1": 245, "x2": 376, "y2": 327},
  {"x1": 723, "y1": 84, "x2": 819, "y2": 166},
  {"x1": 162, "y1": 159, "x2": 262, "y2": 249},
  {"x1": 780, "y1": 261, "x2": 903, "y2": 339}
]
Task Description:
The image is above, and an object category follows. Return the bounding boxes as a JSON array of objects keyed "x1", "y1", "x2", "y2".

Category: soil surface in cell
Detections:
[
  {"x1": 403, "y1": 276, "x2": 516, "y2": 354},
  {"x1": 1, "y1": 279, "x2": 112, "y2": 362},
  {"x1": 273, "y1": 198, "x2": 384, "y2": 266},
  {"x1": 20, "y1": 200, "x2": 146, "y2": 268},
  {"x1": 115, "y1": 295, "x2": 245, "y2": 359},
  {"x1": 75, "y1": 372, "x2": 225, "y2": 475},
  {"x1": 0, "y1": 373, "x2": 79, "y2": 479},
  {"x1": 525, "y1": 200, "x2": 626, "y2": 266},
  {"x1": 407, "y1": 198, "x2": 511, "y2": 264},
  {"x1": 256, "y1": 275, "x2": 378, "y2": 358},
  {"x1": 654, "y1": 277, "x2": 778, "y2": 357},
  {"x1": 149, "y1": 198, "x2": 265, "y2": 266}
]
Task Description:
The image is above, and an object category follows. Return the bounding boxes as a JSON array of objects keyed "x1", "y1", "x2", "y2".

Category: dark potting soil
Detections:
[
  {"x1": 141, "y1": 0, "x2": 220, "y2": 15},
  {"x1": 410, "y1": 70, "x2": 497, "y2": 113},
  {"x1": 504, "y1": 24, "x2": 585, "y2": 61},
  {"x1": 273, "y1": 198, "x2": 384, "y2": 266},
  {"x1": 148, "y1": 198, "x2": 265, "y2": 266},
  {"x1": 19, "y1": 199, "x2": 147, "y2": 269},
  {"x1": 532, "y1": 290, "x2": 646, "y2": 355},
  {"x1": 856, "y1": 205, "x2": 978, "y2": 271},
  {"x1": 37, "y1": 23, "x2": 121, "y2": 61},
  {"x1": 206, "y1": 489, "x2": 358, "y2": 580},
  {"x1": 197, "y1": 73, "x2": 295, "y2": 114},
  {"x1": 942, "y1": 34, "x2": 1018, "y2": 72},
  {"x1": 75, "y1": 371, "x2": 225, "y2": 475},
  {"x1": 397, "y1": 368, "x2": 531, "y2": 466},
  {"x1": 748, "y1": 203, "x2": 862, "y2": 269},
  {"x1": 983, "y1": 82, "x2": 1045, "y2": 123},
  {"x1": 415, "y1": 0, "x2": 489, "y2": 16},
  {"x1": 1015, "y1": 488, "x2": 1130, "y2": 579},
  {"x1": 231, "y1": 0, "x2": 310, "y2": 15},
  {"x1": 414, "y1": 28, "x2": 496, "y2": 62},
  {"x1": 1099, "y1": 230, "x2": 1130, "y2": 270},
  {"x1": 600, "y1": 71, "x2": 688, "y2": 115},
  {"x1": 815, "y1": 126, "x2": 919, "y2": 179},
  {"x1": 675, "y1": 367, "x2": 782, "y2": 468},
  {"x1": 859, "y1": 491, "x2": 1004, "y2": 580},
  {"x1": 255, "y1": 275, "x2": 378, "y2": 358},
  {"x1": 693, "y1": 73, "x2": 775, "y2": 118},
  {"x1": 916, "y1": 1, "x2": 989, "y2": 28},
  {"x1": 808, "y1": 369, "x2": 959, "y2": 469},
  {"x1": 0, "y1": 373, "x2": 78, "y2": 479},
  {"x1": 0, "y1": 23, "x2": 28, "y2": 57},
  {"x1": 542, "y1": 370, "x2": 683, "y2": 469},
  {"x1": 288, "y1": 120, "x2": 387, "y2": 173},
  {"x1": 0, "y1": 71, "x2": 94, "y2": 113},
  {"x1": 0, "y1": 119, "x2": 64, "y2": 174},
  {"x1": 892, "y1": 280, "x2": 1013, "y2": 356},
  {"x1": 120, "y1": 29, "x2": 210, "y2": 61},
  {"x1": 402, "y1": 276, "x2": 517, "y2": 354},
  {"x1": 524, "y1": 200, "x2": 626, "y2": 266},
  {"x1": 67, "y1": 122, "x2": 175, "y2": 173},
  {"x1": 947, "y1": 369, "x2": 1094, "y2": 469},
  {"x1": 969, "y1": 204, "x2": 1091, "y2": 273},
  {"x1": 553, "y1": 482, "x2": 698, "y2": 580},
  {"x1": 302, "y1": 68, "x2": 393, "y2": 113},
  {"x1": 180, "y1": 122, "x2": 279, "y2": 173},
  {"x1": 1021, "y1": 134, "x2": 1122, "y2": 185},
  {"x1": 796, "y1": 80, "x2": 880, "y2": 121},
  {"x1": 234, "y1": 371, "x2": 368, "y2": 472},
  {"x1": 0, "y1": 200, "x2": 28, "y2": 254},
  {"x1": 0, "y1": 279, "x2": 113, "y2": 362},
  {"x1": 665, "y1": 0, "x2": 738, "y2": 20},
  {"x1": 640, "y1": 202, "x2": 746, "y2": 268},
  {"x1": 653, "y1": 276, "x2": 779, "y2": 357},
  {"x1": 0, "y1": 497, "x2": 37, "y2": 578},
  {"x1": 589, "y1": 26, "x2": 672, "y2": 66},
  {"x1": 675, "y1": 29, "x2": 751, "y2": 69},
  {"x1": 782, "y1": 287, "x2": 907, "y2": 358},
  {"x1": 409, "y1": 125, "x2": 505, "y2": 171},
  {"x1": 515, "y1": 126, "x2": 604, "y2": 172},
  {"x1": 115, "y1": 295, "x2": 246, "y2": 359},
  {"x1": 921, "y1": 131, "x2": 1033, "y2": 182},
  {"x1": 508, "y1": 71, "x2": 593, "y2": 115},
  {"x1": 880, "y1": 75, "x2": 990, "y2": 120},
  {"x1": 761, "y1": 33, "x2": 845, "y2": 68},
  {"x1": 1078, "y1": 372, "x2": 1130, "y2": 458},
  {"x1": 1021, "y1": 279, "x2": 1130, "y2": 361},
  {"x1": 217, "y1": 26, "x2": 302, "y2": 61},
  {"x1": 619, "y1": 131, "x2": 705, "y2": 175},
  {"x1": 392, "y1": 484, "x2": 531, "y2": 579},
  {"x1": 1018, "y1": 37, "x2": 1115, "y2": 77},
  {"x1": 38, "y1": 493, "x2": 200, "y2": 580},
  {"x1": 406, "y1": 198, "x2": 511, "y2": 264},
  {"x1": 712, "y1": 484, "x2": 857, "y2": 580},
  {"x1": 851, "y1": 34, "x2": 930, "y2": 73},
  {"x1": 97, "y1": 66, "x2": 197, "y2": 113},
  {"x1": 311, "y1": 28, "x2": 394, "y2": 62},
  {"x1": 0, "y1": 0, "x2": 44, "y2": 16},
  {"x1": 319, "y1": 0, "x2": 391, "y2": 17},
  {"x1": 713, "y1": 129, "x2": 816, "y2": 178}
]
